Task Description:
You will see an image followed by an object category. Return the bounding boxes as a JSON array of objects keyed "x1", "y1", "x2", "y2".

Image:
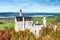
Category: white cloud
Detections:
[{"x1": 0, "y1": 0, "x2": 60, "y2": 13}]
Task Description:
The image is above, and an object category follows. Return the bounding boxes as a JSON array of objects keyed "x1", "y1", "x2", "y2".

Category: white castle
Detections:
[{"x1": 15, "y1": 9, "x2": 46, "y2": 37}]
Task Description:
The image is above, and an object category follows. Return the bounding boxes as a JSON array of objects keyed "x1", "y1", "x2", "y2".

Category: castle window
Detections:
[
  {"x1": 25, "y1": 17, "x2": 32, "y2": 21},
  {"x1": 16, "y1": 17, "x2": 23, "y2": 21}
]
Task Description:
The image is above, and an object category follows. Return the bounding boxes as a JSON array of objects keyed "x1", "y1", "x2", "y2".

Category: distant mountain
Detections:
[
  {"x1": 0, "y1": 12, "x2": 60, "y2": 18},
  {"x1": 0, "y1": 12, "x2": 19, "y2": 17}
]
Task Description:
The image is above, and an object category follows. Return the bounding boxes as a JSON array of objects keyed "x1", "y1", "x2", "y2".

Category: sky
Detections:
[{"x1": 0, "y1": 0, "x2": 60, "y2": 13}]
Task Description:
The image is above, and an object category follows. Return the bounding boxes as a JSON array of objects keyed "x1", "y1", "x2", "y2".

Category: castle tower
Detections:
[
  {"x1": 43, "y1": 16, "x2": 46, "y2": 27},
  {"x1": 15, "y1": 9, "x2": 25, "y2": 32},
  {"x1": 20, "y1": 9, "x2": 23, "y2": 16},
  {"x1": 20, "y1": 9, "x2": 25, "y2": 30},
  {"x1": 15, "y1": 9, "x2": 32, "y2": 32}
]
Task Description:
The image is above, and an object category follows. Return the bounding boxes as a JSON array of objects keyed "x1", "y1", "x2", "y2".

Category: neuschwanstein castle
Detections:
[{"x1": 15, "y1": 9, "x2": 46, "y2": 37}]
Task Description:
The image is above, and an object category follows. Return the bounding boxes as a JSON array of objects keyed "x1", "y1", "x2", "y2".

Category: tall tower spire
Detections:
[{"x1": 20, "y1": 9, "x2": 23, "y2": 16}]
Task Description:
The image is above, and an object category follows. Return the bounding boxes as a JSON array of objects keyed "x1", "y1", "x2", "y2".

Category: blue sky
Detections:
[{"x1": 0, "y1": 0, "x2": 60, "y2": 13}]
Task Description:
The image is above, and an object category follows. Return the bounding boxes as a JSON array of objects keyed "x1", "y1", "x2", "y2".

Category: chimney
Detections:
[{"x1": 20, "y1": 9, "x2": 23, "y2": 16}]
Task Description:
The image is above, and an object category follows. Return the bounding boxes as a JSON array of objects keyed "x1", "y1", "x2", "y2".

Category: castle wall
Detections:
[
  {"x1": 25, "y1": 21, "x2": 33, "y2": 29},
  {"x1": 15, "y1": 21, "x2": 33, "y2": 31},
  {"x1": 15, "y1": 22, "x2": 24, "y2": 32},
  {"x1": 15, "y1": 19, "x2": 44, "y2": 37}
]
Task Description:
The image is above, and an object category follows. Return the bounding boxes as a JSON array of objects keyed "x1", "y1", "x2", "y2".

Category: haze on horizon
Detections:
[{"x1": 0, "y1": 0, "x2": 60, "y2": 13}]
